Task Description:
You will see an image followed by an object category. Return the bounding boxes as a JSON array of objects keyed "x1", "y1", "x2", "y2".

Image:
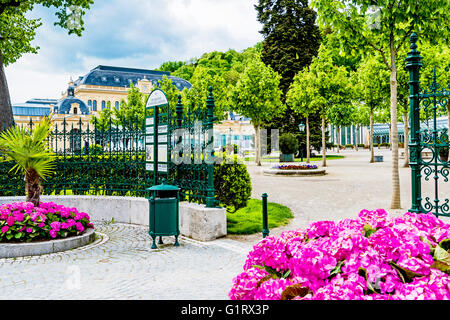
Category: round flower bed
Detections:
[
  {"x1": 0, "y1": 202, "x2": 94, "y2": 243},
  {"x1": 274, "y1": 164, "x2": 318, "y2": 170},
  {"x1": 229, "y1": 209, "x2": 450, "y2": 300},
  {"x1": 263, "y1": 164, "x2": 325, "y2": 176}
]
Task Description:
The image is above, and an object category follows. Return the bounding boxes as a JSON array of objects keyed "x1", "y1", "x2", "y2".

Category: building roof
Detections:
[
  {"x1": 12, "y1": 106, "x2": 51, "y2": 117},
  {"x1": 73, "y1": 65, "x2": 192, "y2": 91},
  {"x1": 371, "y1": 117, "x2": 448, "y2": 136},
  {"x1": 12, "y1": 99, "x2": 55, "y2": 117}
]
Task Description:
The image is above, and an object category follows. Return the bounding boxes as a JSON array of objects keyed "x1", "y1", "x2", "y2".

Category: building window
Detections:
[
  {"x1": 73, "y1": 107, "x2": 78, "y2": 115},
  {"x1": 115, "y1": 101, "x2": 119, "y2": 110},
  {"x1": 93, "y1": 100, "x2": 97, "y2": 111},
  {"x1": 102, "y1": 101, "x2": 106, "y2": 110}
]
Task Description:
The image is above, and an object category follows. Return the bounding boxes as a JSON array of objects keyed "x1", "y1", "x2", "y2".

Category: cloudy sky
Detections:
[{"x1": 5, "y1": 0, "x2": 263, "y2": 103}]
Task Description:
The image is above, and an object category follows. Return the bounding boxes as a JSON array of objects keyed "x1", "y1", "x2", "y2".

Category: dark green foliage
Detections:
[
  {"x1": 214, "y1": 153, "x2": 252, "y2": 212},
  {"x1": 279, "y1": 133, "x2": 298, "y2": 154},
  {"x1": 255, "y1": 0, "x2": 322, "y2": 98}
]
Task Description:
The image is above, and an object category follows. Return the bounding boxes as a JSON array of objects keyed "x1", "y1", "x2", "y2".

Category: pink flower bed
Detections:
[
  {"x1": 0, "y1": 202, "x2": 94, "y2": 242},
  {"x1": 229, "y1": 209, "x2": 450, "y2": 300}
]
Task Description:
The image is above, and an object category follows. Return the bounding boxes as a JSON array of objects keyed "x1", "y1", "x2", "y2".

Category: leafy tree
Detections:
[
  {"x1": 311, "y1": 0, "x2": 450, "y2": 209},
  {"x1": 157, "y1": 75, "x2": 180, "y2": 117},
  {"x1": 0, "y1": 0, "x2": 94, "y2": 132},
  {"x1": 353, "y1": 54, "x2": 390, "y2": 162},
  {"x1": 287, "y1": 43, "x2": 351, "y2": 166},
  {"x1": 229, "y1": 57, "x2": 284, "y2": 166},
  {"x1": 255, "y1": 0, "x2": 322, "y2": 98},
  {"x1": 0, "y1": 116, "x2": 55, "y2": 206},
  {"x1": 113, "y1": 83, "x2": 146, "y2": 129},
  {"x1": 181, "y1": 66, "x2": 228, "y2": 121},
  {"x1": 327, "y1": 104, "x2": 357, "y2": 153},
  {"x1": 157, "y1": 61, "x2": 185, "y2": 73}
]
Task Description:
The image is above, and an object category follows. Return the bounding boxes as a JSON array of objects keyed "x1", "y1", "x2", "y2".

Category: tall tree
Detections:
[
  {"x1": 311, "y1": 0, "x2": 450, "y2": 209},
  {"x1": 255, "y1": 0, "x2": 322, "y2": 97},
  {"x1": 0, "y1": 0, "x2": 94, "y2": 132},
  {"x1": 353, "y1": 54, "x2": 390, "y2": 163},
  {"x1": 229, "y1": 57, "x2": 283, "y2": 166}
]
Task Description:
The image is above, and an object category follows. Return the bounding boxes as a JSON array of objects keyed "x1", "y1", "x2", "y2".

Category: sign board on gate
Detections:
[{"x1": 144, "y1": 89, "x2": 170, "y2": 185}]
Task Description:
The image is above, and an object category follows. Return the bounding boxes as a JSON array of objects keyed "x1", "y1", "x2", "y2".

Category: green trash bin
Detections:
[{"x1": 147, "y1": 181, "x2": 180, "y2": 249}]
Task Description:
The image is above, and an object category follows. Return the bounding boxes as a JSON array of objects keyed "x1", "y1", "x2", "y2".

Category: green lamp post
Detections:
[{"x1": 298, "y1": 123, "x2": 306, "y2": 162}]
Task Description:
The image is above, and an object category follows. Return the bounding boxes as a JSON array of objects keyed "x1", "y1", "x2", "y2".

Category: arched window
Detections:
[
  {"x1": 93, "y1": 100, "x2": 97, "y2": 111},
  {"x1": 88, "y1": 100, "x2": 92, "y2": 111},
  {"x1": 73, "y1": 107, "x2": 78, "y2": 115},
  {"x1": 115, "y1": 101, "x2": 119, "y2": 110},
  {"x1": 102, "y1": 101, "x2": 106, "y2": 110}
]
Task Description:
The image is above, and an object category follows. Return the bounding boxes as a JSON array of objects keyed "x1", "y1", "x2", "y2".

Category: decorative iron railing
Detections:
[
  {"x1": 0, "y1": 88, "x2": 218, "y2": 207},
  {"x1": 406, "y1": 33, "x2": 449, "y2": 217}
]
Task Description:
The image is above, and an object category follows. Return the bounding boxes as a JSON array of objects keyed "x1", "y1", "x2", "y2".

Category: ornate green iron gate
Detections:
[
  {"x1": 0, "y1": 88, "x2": 218, "y2": 207},
  {"x1": 406, "y1": 33, "x2": 449, "y2": 217}
]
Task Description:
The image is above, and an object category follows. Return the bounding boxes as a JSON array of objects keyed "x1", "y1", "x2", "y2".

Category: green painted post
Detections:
[
  {"x1": 206, "y1": 86, "x2": 216, "y2": 208},
  {"x1": 405, "y1": 32, "x2": 423, "y2": 213},
  {"x1": 262, "y1": 193, "x2": 269, "y2": 238}
]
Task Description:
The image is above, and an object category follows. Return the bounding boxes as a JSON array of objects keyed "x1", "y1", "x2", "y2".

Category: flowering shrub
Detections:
[
  {"x1": 229, "y1": 209, "x2": 450, "y2": 300},
  {"x1": 274, "y1": 164, "x2": 318, "y2": 170},
  {"x1": 0, "y1": 202, "x2": 94, "y2": 243}
]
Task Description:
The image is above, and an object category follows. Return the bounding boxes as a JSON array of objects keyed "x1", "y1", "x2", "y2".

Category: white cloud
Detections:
[{"x1": 5, "y1": 0, "x2": 263, "y2": 103}]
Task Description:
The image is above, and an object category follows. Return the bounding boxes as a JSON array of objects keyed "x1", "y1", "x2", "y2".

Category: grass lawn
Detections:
[
  {"x1": 244, "y1": 154, "x2": 344, "y2": 162},
  {"x1": 227, "y1": 199, "x2": 293, "y2": 235}
]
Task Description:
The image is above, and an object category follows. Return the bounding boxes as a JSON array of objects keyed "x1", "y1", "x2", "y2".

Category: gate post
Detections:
[
  {"x1": 405, "y1": 32, "x2": 423, "y2": 213},
  {"x1": 206, "y1": 86, "x2": 216, "y2": 208}
]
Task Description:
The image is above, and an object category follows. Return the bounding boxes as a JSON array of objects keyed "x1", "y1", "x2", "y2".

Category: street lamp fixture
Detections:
[
  {"x1": 298, "y1": 123, "x2": 306, "y2": 162},
  {"x1": 298, "y1": 123, "x2": 306, "y2": 132}
]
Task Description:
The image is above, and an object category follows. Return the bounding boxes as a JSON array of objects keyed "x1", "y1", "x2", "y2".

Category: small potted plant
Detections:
[
  {"x1": 279, "y1": 133, "x2": 298, "y2": 162},
  {"x1": 439, "y1": 146, "x2": 449, "y2": 162}
]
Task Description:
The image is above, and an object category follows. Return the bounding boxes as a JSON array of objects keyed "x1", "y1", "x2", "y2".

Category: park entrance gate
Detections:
[{"x1": 406, "y1": 33, "x2": 450, "y2": 217}]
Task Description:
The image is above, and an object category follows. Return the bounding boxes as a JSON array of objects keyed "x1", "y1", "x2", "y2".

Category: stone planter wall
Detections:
[{"x1": 0, "y1": 196, "x2": 227, "y2": 242}]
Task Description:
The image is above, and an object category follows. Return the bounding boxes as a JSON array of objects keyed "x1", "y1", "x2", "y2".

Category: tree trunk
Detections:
[
  {"x1": 25, "y1": 169, "x2": 42, "y2": 207},
  {"x1": 370, "y1": 107, "x2": 374, "y2": 163},
  {"x1": 255, "y1": 124, "x2": 261, "y2": 166},
  {"x1": 336, "y1": 126, "x2": 340, "y2": 153},
  {"x1": 403, "y1": 111, "x2": 409, "y2": 168},
  {"x1": 390, "y1": 47, "x2": 401, "y2": 210},
  {"x1": 354, "y1": 126, "x2": 359, "y2": 151},
  {"x1": 0, "y1": 51, "x2": 14, "y2": 132},
  {"x1": 322, "y1": 116, "x2": 327, "y2": 167},
  {"x1": 306, "y1": 115, "x2": 310, "y2": 163}
]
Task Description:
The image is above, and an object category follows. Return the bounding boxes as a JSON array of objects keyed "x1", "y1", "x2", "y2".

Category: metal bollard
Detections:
[{"x1": 262, "y1": 193, "x2": 269, "y2": 238}]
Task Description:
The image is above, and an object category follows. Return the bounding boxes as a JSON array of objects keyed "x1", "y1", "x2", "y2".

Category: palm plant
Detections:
[{"x1": 0, "y1": 117, "x2": 55, "y2": 206}]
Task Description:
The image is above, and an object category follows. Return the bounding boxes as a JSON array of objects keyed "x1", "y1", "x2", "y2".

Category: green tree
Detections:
[
  {"x1": 181, "y1": 66, "x2": 228, "y2": 121},
  {"x1": 311, "y1": 0, "x2": 450, "y2": 209},
  {"x1": 157, "y1": 75, "x2": 180, "y2": 116},
  {"x1": 113, "y1": 83, "x2": 146, "y2": 129},
  {"x1": 0, "y1": 116, "x2": 55, "y2": 206},
  {"x1": 327, "y1": 104, "x2": 357, "y2": 153},
  {"x1": 353, "y1": 54, "x2": 390, "y2": 162},
  {"x1": 229, "y1": 57, "x2": 284, "y2": 166},
  {"x1": 287, "y1": 43, "x2": 351, "y2": 166},
  {"x1": 255, "y1": 0, "x2": 322, "y2": 98},
  {"x1": 0, "y1": 0, "x2": 94, "y2": 132}
]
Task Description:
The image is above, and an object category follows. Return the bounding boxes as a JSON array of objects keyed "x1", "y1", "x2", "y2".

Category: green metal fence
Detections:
[
  {"x1": 0, "y1": 88, "x2": 218, "y2": 207},
  {"x1": 406, "y1": 33, "x2": 449, "y2": 217}
]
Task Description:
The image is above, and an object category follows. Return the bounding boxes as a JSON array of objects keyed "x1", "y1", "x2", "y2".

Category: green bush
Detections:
[
  {"x1": 214, "y1": 153, "x2": 252, "y2": 212},
  {"x1": 279, "y1": 133, "x2": 299, "y2": 155},
  {"x1": 345, "y1": 144, "x2": 354, "y2": 149}
]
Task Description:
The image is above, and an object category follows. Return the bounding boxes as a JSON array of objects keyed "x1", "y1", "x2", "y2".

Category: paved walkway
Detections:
[{"x1": 0, "y1": 148, "x2": 448, "y2": 299}]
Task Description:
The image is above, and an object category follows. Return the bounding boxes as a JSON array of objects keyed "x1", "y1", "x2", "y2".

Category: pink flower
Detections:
[
  {"x1": 1, "y1": 226, "x2": 9, "y2": 233},
  {"x1": 49, "y1": 230, "x2": 57, "y2": 238},
  {"x1": 6, "y1": 216, "x2": 15, "y2": 226},
  {"x1": 26, "y1": 228, "x2": 33, "y2": 233}
]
